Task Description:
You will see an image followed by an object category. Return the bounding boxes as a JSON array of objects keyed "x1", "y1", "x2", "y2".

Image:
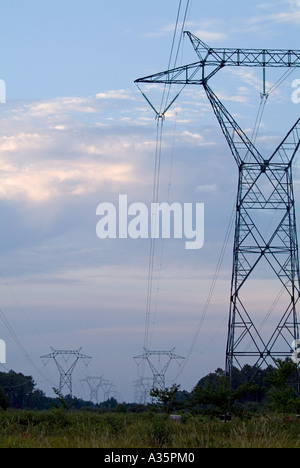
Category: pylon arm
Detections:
[
  {"x1": 135, "y1": 61, "x2": 208, "y2": 86},
  {"x1": 185, "y1": 31, "x2": 300, "y2": 68},
  {"x1": 135, "y1": 33, "x2": 300, "y2": 87}
]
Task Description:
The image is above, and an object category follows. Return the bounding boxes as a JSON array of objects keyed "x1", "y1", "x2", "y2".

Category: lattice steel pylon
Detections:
[
  {"x1": 81, "y1": 376, "x2": 103, "y2": 404},
  {"x1": 41, "y1": 347, "x2": 92, "y2": 397},
  {"x1": 135, "y1": 32, "x2": 300, "y2": 387},
  {"x1": 134, "y1": 348, "x2": 185, "y2": 392}
]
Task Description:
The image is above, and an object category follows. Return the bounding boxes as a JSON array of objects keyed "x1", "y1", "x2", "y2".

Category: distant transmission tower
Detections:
[
  {"x1": 136, "y1": 32, "x2": 300, "y2": 387},
  {"x1": 41, "y1": 347, "x2": 92, "y2": 397},
  {"x1": 101, "y1": 380, "x2": 117, "y2": 401},
  {"x1": 81, "y1": 376, "x2": 103, "y2": 404},
  {"x1": 134, "y1": 348, "x2": 184, "y2": 392},
  {"x1": 134, "y1": 377, "x2": 153, "y2": 405}
]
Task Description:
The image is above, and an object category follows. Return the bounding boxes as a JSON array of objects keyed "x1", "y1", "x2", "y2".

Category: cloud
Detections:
[
  {"x1": 193, "y1": 30, "x2": 227, "y2": 43},
  {"x1": 178, "y1": 131, "x2": 217, "y2": 146},
  {"x1": 96, "y1": 89, "x2": 136, "y2": 101},
  {"x1": 25, "y1": 97, "x2": 98, "y2": 117},
  {"x1": 145, "y1": 21, "x2": 227, "y2": 43},
  {"x1": 268, "y1": 11, "x2": 300, "y2": 23},
  {"x1": 0, "y1": 160, "x2": 135, "y2": 203},
  {"x1": 0, "y1": 86, "x2": 232, "y2": 207},
  {"x1": 0, "y1": 91, "x2": 165, "y2": 204},
  {"x1": 248, "y1": 0, "x2": 300, "y2": 25}
]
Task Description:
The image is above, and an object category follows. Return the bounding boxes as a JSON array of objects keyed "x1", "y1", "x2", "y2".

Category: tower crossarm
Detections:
[
  {"x1": 185, "y1": 31, "x2": 300, "y2": 68},
  {"x1": 135, "y1": 61, "x2": 207, "y2": 86},
  {"x1": 135, "y1": 32, "x2": 300, "y2": 87}
]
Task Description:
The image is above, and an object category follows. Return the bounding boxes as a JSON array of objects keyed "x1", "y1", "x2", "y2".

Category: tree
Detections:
[
  {"x1": 266, "y1": 359, "x2": 300, "y2": 414},
  {"x1": 0, "y1": 370, "x2": 35, "y2": 408},
  {"x1": 193, "y1": 369, "x2": 258, "y2": 413},
  {"x1": 26, "y1": 389, "x2": 52, "y2": 410},
  {"x1": 52, "y1": 388, "x2": 77, "y2": 411},
  {"x1": 150, "y1": 384, "x2": 181, "y2": 414},
  {"x1": 0, "y1": 385, "x2": 8, "y2": 411}
]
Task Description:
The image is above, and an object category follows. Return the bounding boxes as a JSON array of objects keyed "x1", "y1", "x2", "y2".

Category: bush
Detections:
[{"x1": 146, "y1": 415, "x2": 172, "y2": 448}]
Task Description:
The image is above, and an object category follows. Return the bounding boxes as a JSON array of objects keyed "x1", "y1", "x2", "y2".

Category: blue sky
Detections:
[{"x1": 0, "y1": 0, "x2": 300, "y2": 402}]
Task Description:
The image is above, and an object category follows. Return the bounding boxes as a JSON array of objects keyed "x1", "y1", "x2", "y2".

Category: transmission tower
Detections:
[
  {"x1": 134, "y1": 348, "x2": 185, "y2": 392},
  {"x1": 81, "y1": 376, "x2": 104, "y2": 404},
  {"x1": 135, "y1": 32, "x2": 300, "y2": 386},
  {"x1": 134, "y1": 377, "x2": 153, "y2": 405},
  {"x1": 81, "y1": 376, "x2": 117, "y2": 403},
  {"x1": 101, "y1": 379, "x2": 118, "y2": 401},
  {"x1": 41, "y1": 347, "x2": 92, "y2": 397}
]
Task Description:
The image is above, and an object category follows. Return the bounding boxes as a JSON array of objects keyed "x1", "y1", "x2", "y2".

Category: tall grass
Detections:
[{"x1": 0, "y1": 410, "x2": 300, "y2": 448}]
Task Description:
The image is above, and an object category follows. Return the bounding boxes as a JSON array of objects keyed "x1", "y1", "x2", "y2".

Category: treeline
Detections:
[
  {"x1": 0, "y1": 370, "x2": 120, "y2": 411},
  {"x1": 0, "y1": 360, "x2": 299, "y2": 413},
  {"x1": 188, "y1": 360, "x2": 300, "y2": 414}
]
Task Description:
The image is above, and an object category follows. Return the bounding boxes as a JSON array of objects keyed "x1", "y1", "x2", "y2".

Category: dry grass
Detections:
[{"x1": 0, "y1": 410, "x2": 300, "y2": 448}]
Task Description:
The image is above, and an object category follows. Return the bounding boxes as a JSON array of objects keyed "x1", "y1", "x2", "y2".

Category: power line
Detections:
[
  {"x1": 175, "y1": 203, "x2": 236, "y2": 380},
  {"x1": 0, "y1": 309, "x2": 54, "y2": 387},
  {"x1": 160, "y1": 0, "x2": 192, "y2": 114},
  {"x1": 143, "y1": 1, "x2": 192, "y2": 354},
  {"x1": 0, "y1": 271, "x2": 57, "y2": 386}
]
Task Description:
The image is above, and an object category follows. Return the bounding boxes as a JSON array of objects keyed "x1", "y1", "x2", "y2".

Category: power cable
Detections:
[
  {"x1": 143, "y1": 1, "x2": 192, "y2": 353},
  {"x1": 245, "y1": 66, "x2": 296, "y2": 163},
  {"x1": 174, "y1": 203, "x2": 236, "y2": 380},
  {"x1": 148, "y1": 112, "x2": 179, "y2": 349},
  {"x1": 0, "y1": 309, "x2": 54, "y2": 387},
  {"x1": 160, "y1": 0, "x2": 192, "y2": 114},
  {"x1": 0, "y1": 272, "x2": 56, "y2": 387},
  {"x1": 144, "y1": 116, "x2": 164, "y2": 351},
  {"x1": 267, "y1": 67, "x2": 297, "y2": 96}
]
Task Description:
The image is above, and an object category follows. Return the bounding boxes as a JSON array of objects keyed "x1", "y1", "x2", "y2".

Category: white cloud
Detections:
[
  {"x1": 193, "y1": 29, "x2": 227, "y2": 43},
  {"x1": 248, "y1": 0, "x2": 300, "y2": 25},
  {"x1": 0, "y1": 94, "x2": 155, "y2": 204},
  {"x1": 96, "y1": 89, "x2": 136, "y2": 101},
  {"x1": 268, "y1": 11, "x2": 300, "y2": 23},
  {"x1": 145, "y1": 21, "x2": 227, "y2": 43},
  {"x1": 0, "y1": 160, "x2": 135, "y2": 203},
  {"x1": 179, "y1": 131, "x2": 216, "y2": 146},
  {"x1": 25, "y1": 97, "x2": 98, "y2": 117}
]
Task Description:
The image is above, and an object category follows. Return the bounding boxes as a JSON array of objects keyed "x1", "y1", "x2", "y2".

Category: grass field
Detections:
[{"x1": 0, "y1": 410, "x2": 300, "y2": 448}]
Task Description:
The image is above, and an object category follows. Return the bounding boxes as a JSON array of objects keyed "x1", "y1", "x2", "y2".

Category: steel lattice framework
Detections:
[
  {"x1": 135, "y1": 32, "x2": 300, "y2": 385},
  {"x1": 134, "y1": 348, "x2": 185, "y2": 391},
  {"x1": 41, "y1": 347, "x2": 92, "y2": 396},
  {"x1": 81, "y1": 376, "x2": 104, "y2": 404}
]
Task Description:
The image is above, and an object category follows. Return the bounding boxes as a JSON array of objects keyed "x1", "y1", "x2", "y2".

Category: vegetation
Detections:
[
  {"x1": 0, "y1": 360, "x2": 300, "y2": 448},
  {"x1": 150, "y1": 384, "x2": 182, "y2": 414},
  {"x1": 0, "y1": 411, "x2": 300, "y2": 448}
]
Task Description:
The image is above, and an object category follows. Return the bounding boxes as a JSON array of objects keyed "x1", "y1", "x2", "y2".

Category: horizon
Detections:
[{"x1": 0, "y1": 0, "x2": 300, "y2": 403}]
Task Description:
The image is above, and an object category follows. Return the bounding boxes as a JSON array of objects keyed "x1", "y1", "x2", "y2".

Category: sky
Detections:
[{"x1": 0, "y1": 0, "x2": 300, "y2": 403}]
